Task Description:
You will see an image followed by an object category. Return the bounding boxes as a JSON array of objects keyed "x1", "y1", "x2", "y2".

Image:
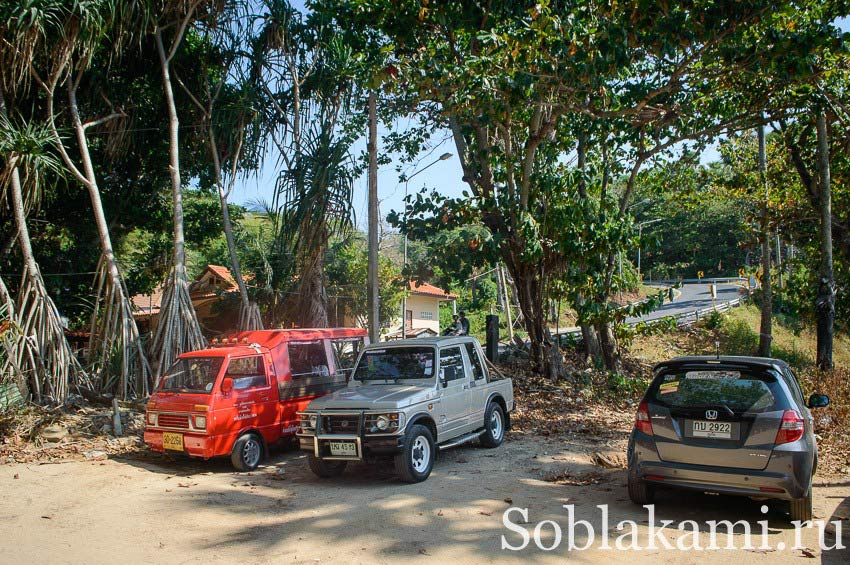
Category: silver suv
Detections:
[
  {"x1": 297, "y1": 336, "x2": 514, "y2": 483},
  {"x1": 628, "y1": 356, "x2": 830, "y2": 522}
]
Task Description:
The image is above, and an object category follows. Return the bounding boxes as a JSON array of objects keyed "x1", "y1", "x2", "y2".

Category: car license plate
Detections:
[
  {"x1": 329, "y1": 441, "x2": 357, "y2": 457},
  {"x1": 692, "y1": 420, "x2": 732, "y2": 439},
  {"x1": 162, "y1": 432, "x2": 184, "y2": 451}
]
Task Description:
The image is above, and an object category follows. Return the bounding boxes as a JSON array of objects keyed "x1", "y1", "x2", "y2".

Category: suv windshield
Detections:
[
  {"x1": 353, "y1": 346, "x2": 435, "y2": 382},
  {"x1": 158, "y1": 357, "x2": 224, "y2": 394},
  {"x1": 649, "y1": 369, "x2": 781, "y2": 413}
]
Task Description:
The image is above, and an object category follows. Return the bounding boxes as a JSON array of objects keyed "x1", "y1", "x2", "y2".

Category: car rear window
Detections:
[{"x1": 649, "y1": 369, "x2": 781, "y2": 413}]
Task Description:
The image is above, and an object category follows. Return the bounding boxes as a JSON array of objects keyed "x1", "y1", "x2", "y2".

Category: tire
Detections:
[
  {"x1": 789, "y1": 485, "x2": 813, "y2": 522},
  {"x1": 394, "y1": 424, "x2": 435, "y2": 483},
  {"x1": 480, "y1": 402, "x2": 506, "y2": 448},
  {"x1": 230, "y1": 433, "x2": 264, "y2": 472},
  {"x1": 627, "y1": 466, "x2": 655, "y2": 505},
  {"x1": 307, "y1": 453, "x2": 348, "y2": 478}
]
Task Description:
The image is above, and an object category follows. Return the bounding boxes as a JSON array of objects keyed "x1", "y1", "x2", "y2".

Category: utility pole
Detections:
[
  {"x1": 367, "y1": 92, "x2": 379, "y2": 343},
  {"x1": 815, "y1": 110, "x2": 834, "y2": 370},
  {"x1": 757, "y1": 125, "x2": 773, "y2": 357}
]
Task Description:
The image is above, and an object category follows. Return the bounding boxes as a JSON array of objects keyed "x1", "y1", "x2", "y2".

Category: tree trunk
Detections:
[
  {"x1": 504, "y1": 256, "x2": 567, "y2": 380},
  {"x1": 208, "y1": 126, "x2": 262, "y2": 331},
  {"x1": 595, "y1": 321, "x2": 622, "y2": 374},
  {"x1": 757, "y1": 126, "x2": 773, "y2": 357},
  {"x1": 367, "y1": 91, "x2": 380, "y2": 343},
  {"x1": 815, "y1": 111, "x2": 834, "y2": 370},
  {"x1": 0, "y1": 90, "x2": 81, "y2": 401},
  {"x1": 66, "y1": 83, "x2": 151, "y2": 397},
  {"x1": 294, "y1": 247, "x2": 329, "y2": 328},
  {"x1": 150, "y1": 29, "x2": 205, "y2": 374}
]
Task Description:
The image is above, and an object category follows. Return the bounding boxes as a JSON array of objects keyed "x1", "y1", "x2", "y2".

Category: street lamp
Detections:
[{"x1": 401, "y1": 152, "x2": 452, "y2": 338}]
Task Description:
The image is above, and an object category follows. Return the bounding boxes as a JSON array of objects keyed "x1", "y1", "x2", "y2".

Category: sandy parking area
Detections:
[{"x1": 1, "y1": 432, "x2": 848, "y2": 564}]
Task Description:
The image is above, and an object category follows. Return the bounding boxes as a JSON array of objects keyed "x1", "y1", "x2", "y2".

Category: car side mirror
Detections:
[
  {"x1": 807, "y1": 393, "x2": 829, "y2": 409},
  {"x1": 439, "y1": 368, "x2": 447, "y2": 388},
  {"x1": 221, "y1": 377, "x2": 234, "y2": 394}
]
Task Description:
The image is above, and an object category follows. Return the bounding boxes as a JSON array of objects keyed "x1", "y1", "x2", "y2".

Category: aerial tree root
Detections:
[
  {"x1": 87, "y1": 256, "x2": 152, "y2": 399},
  {"x1": 148, "y1": 265, "x2": 205, "y2": 376}
]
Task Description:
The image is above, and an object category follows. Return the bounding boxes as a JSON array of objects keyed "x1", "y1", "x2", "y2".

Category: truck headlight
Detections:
[
  {"x1": 376, "y1": 415, "x2": 390, "y2": 431},
  {"x1": 193, "y1": 415, "x2": 206, "y2": 430},
  {"x1": 146, "y1": 412, "x2": 157, "y2": 426}
]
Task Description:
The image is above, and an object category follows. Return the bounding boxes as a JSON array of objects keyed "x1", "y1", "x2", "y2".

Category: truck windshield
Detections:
[
  {"x1": 353, "y1": 347, "x2": 435, "y2": 382},
  {"x1": 158, "y1": 357, "x2": 224, "y2": 394}
]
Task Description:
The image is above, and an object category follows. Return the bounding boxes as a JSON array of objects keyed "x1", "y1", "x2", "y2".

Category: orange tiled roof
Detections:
[{"x1": 408, "y1": 281, "x2": 459, "y2": 299}]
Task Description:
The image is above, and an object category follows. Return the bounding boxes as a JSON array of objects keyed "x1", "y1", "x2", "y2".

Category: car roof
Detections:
[
  {"x1": 653, "y1": 355, "x2": 790, "y2": 372},
  {"x1": 368, "y1": 336, "x2": 479, "y2": 348}
]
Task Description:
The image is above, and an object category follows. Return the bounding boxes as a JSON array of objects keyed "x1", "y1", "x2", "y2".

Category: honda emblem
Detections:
[{"x1": 705, "y1": 410, "x2": 718, "y2": 420}]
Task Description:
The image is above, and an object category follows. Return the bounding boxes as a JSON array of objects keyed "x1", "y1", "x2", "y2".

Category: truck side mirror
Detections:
[
  {"x1": 439, "y1": 368, "x2": 447, "y2": 388},
  {"x1": 221, "y1": 377, "x2": 234, "y2": 394}
]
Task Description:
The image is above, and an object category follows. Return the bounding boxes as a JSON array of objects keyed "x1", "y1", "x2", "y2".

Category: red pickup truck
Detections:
[{"x1": 144, "y1": 328, "x2": 368, "y2": 470}]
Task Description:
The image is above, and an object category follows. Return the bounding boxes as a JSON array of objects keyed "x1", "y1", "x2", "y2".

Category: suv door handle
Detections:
[{"x1": 462, "y1": 384, "x2": 469, "y2": 390}]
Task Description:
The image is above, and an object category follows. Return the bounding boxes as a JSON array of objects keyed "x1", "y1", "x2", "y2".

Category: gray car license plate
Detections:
[
  {"x1": 692, "y1": 420, "x2": 732, "y2": 439},
  {"x1": 329, "y1": 441, "x2": 358, "y2": 457}
]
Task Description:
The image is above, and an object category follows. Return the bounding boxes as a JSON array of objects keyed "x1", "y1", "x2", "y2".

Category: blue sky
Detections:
[{"x1": 229, "y1": 13, "x2": 850, "y2": 231}]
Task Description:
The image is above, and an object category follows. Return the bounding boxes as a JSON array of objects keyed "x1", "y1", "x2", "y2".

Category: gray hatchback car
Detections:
[{"x1": 627, "y1": 356, "x2": 830, "y2": 522}]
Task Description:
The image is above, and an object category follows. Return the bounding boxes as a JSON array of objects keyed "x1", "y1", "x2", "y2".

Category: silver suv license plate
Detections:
[
  {"x1": 692, "y1": 420, "x2": 732, "y2": 439},
  {"x1": 329, "y1": 441, "x2": 357, "y2": 457}
]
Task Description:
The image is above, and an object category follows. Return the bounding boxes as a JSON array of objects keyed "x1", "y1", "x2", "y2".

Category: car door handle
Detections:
[{"x1": 462, "y1": 384, "x2": 469, "y2": 390}]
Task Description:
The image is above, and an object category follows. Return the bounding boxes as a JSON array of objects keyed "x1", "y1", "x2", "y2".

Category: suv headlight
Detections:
[
  {"x1": 309, "y1": 414, "x2": 318, "y2": 429},
  {"x1": 369, "y1": 412, "x2": 404, "y2": 433}
]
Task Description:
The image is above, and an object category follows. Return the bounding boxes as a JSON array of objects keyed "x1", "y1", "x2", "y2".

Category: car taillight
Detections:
[
  {"x1": 635, "y1": 400, "x2": 653, "y2": 435},
  {"x1": 775, "y1": 409, "x2": 804, "y2": 445}
]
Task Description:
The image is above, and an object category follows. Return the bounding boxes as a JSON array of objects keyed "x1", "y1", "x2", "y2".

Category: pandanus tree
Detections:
[
  {"x1": 175, "y1": 4, "x2": 264, "y2": 330},
  {"x1": 0, "y1": 2, "x2": 86, "y2": 401},
  {"x1": 254, "y1": 2, "x2": 358, "y2": 327},
  {"x1": 21, "y1": 0, "x2": 154, "y2": 398},
  {"x1": 148, "y1": 0, "x2": 221, "y2": 374}
]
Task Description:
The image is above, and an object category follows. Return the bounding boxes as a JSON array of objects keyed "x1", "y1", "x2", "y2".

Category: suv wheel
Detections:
[
  {"x1": 789, "y1": 485, "x2": 813, "y2": 522},
  {"x1": 231, "y1": 433, "x2": 263, "y2": 471},
  {"x1": 307, "y1": 453, "x2": 348, "y2": 478},
  {"x1": 394, "y1": 424, "x2": 435, "y2": 483},
  {"x1": 627, "y1": 466, "x2": 655, "y2": 505},
  {"x1": 480, "y1": 402, "x2": 505, "y2": 448}
]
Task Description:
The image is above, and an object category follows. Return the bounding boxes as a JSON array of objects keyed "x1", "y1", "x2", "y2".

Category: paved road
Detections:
[{"x1": 626, "y1": 282, "x2": 743, "y2": 324}]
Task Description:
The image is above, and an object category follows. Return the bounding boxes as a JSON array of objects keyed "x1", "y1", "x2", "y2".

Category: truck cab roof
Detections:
[{"x1": 179, "y1": 327, "x2": 368, "y2": 358}]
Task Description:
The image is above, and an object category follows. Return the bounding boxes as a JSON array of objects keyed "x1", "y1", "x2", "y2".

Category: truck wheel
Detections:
[
  {"x1": 394, "y1": 424, "x2": 435, "y2": 483},
  {"x1": 307, "y1": 453, "x2": 348, "y2": 478},
  {"x1": 789, "y1": 485, "x2": 813, "y2": 522},
  {"x1": 231, "y1": 433, "x2": 263, "y2": 472},
  {"x1": 627, "y1": 466, "x2": 655, "y2": 505},
  {"x1": 480, "y1": 402, "x2": 505, "y2": 448}
]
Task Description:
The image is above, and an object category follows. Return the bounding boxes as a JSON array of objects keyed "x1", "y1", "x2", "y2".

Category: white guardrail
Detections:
[{"x1": 553, "y1": 288, "x2": 750, "y2": 341}]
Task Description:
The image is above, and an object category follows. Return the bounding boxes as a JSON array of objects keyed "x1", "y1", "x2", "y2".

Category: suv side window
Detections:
[
  {"x1": 440, "y1": 346, "x2": 467, "y2": 382},
  {"x1": 225, "y1": 356, "x2": 267, "y2": 390},
  {"x1": 464, "y1": 342, "x2": 486, "y2": 381},
  {"x1": 331, "y1": 337, "x2": 365, "y2": 379}
]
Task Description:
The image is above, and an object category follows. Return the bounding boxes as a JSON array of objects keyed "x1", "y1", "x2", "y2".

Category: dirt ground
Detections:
[{"x1": 1, "y1": 431, "x2": 848, "y2": 564}]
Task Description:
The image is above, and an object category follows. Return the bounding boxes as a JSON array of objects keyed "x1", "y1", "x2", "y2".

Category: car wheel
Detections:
[
  {"x1": 394, "y1": 424, "x2": 435, "y2": 483},
  {"x1": 480, "y1": 402, "x2": 505, "y2": 448},
  {"x1": 627, "y1": 466, "x2": 655, "y2": 505},
  {"x1": 231, "y1": 433, "x2": 263, "y2": 472},
  {"x1": 307, "y1": 453, "x2": 348, "y2": 478},
  {"x1": 789, "y1": 485, "x2": 813, "y2": 522}
]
